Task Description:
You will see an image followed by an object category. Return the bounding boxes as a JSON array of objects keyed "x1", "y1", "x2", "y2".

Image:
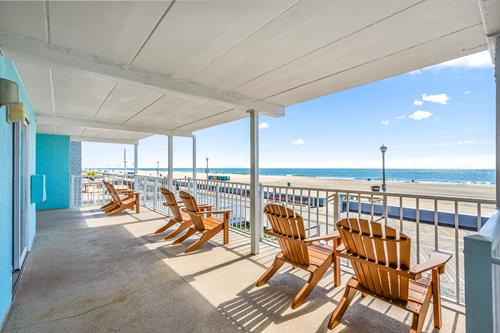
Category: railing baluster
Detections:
[
  {"x1": 434, "y1": 199, "x2": 439, "y2": 251},
  {"x1": 416, "y1": 197, "x2": 420, "y2": 264},
  {"x1": 455, "y1": 200, "x2": 460, "y2": 303},
  {"x1": 370, "y1": 193, "x2": 374, "y2": 221},
  {"x1": 399, "y1": 196, "x2": 403, "y2": 232},
  {"x1": 316, "y1": 190, "x2": 320, "y2": 236},
  {"x1": 325, "y1": 190, "x2": 329, "y2": 234},
  {"x1": 476, "y1": 203, "x2": 481, "y2": 232},
  {"x1": 346, "y1": 192, "x2": 350, "y2": 220},
  {"x1": 307, "y1": 189, "x2": 311, "y2": 237},
  {"x1": 357, "y1": 193, "x2": 361, "y2": 220}
]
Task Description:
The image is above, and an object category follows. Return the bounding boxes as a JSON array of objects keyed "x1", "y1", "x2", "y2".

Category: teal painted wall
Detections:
[
  {"x1": 0, "y1": 56, "x2": 37, "y2": 325},
  {"x1": 36, "y1": 134, "x2": 70, "y2": 210}
]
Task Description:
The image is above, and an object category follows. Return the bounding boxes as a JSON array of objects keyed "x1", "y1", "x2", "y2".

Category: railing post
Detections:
[
  {"x1": 464, "y1": 212, "x2": 497, "y2": 332},
  {"x1": 333, "y1": 193, "x2": 340, "y2": 223},
  {"x1": 153, "y1": 177, "x2": 158, "y2": 211},
  {"x1": 215, "y1": 183, "x2": 220, "y2": 209},
  {"x1": 259, "y1": 183, "x2": 264, "y2": 239},
  {"x1": 168, "y1": 135, "x2": 174, "y2": 191},
  {"x1": 192, "y1": 135, "x2": 197, "y2": 197},
  {"x1": 134, "y1": 143, "x2": 139, "y2": 190}
]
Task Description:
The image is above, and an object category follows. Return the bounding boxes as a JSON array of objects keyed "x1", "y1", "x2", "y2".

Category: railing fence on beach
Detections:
[{"x1": 71, "y1": 173, "x2": 496, "y2": 305}]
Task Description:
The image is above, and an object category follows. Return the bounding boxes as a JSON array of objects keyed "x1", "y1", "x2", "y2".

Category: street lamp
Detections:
[
  {"x1": 205, "y1": 158, "x2": 209, "y2": 180},
  {"x1": 380, "y1": 145, "x2": 387, "y2": 192}
]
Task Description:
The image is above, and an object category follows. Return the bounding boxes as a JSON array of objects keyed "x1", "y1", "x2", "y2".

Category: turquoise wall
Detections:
[
  {"x1": 0, "y1": 56, "x2": 37, "y2": 325},
  {"x1": 36, "y1": 134, "x2": 70, "y2": 210}
]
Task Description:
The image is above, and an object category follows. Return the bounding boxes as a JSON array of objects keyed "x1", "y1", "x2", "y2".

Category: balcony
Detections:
[{"x1": 3, "y1": 206, "x2": 466, "y2": 332}]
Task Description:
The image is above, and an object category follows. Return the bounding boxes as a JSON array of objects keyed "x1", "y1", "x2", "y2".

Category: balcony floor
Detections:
[{"x1": 2, "y1": 207, "x2": 465, "y2": 332}]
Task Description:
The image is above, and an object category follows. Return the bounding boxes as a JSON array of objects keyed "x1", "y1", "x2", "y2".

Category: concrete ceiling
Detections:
[{"x1": 0, "y1": 0, "x2": 492, "y2": 144}]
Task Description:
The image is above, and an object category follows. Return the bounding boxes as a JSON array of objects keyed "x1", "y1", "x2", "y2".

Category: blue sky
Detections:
[{"x1": 83, "y1": 51, "x2": 495, "y2": 170}]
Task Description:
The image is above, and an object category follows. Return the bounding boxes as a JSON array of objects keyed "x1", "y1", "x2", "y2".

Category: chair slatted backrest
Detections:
[
  {"x1": 264, "y1": 204, "x2": 310, "y2": 266},
  {"x1": 160, "y1": 188, "x2": 183, "y2": 222},
  {"x1": 179, "y1": 191, "x2": 205, "y2": 231},
  {"x1": 337, "y1": 218, "x2": 411, "y2": 302},
  {"x1": 104, "y1": 181, "x2": 122, "y2": 205}
]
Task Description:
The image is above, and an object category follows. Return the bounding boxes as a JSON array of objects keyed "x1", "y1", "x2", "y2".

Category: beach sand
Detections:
[{"x1": 138, "y1": 170, "x2": 495, "y2": 200}]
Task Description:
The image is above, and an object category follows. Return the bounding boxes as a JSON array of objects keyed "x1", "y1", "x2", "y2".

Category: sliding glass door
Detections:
[{"x1": 13, "y1": 120, "x2": 29, "y2": 276}]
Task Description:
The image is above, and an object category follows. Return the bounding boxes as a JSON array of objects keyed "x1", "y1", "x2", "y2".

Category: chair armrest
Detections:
[
  {"x1": 198, "y1": 209, "x2": 231, "y2": 216},
  {"x1": 198, "y1": 204, "x2": 212, "y2": 210},
  {"x1": 303, "y1": 233, "x2": 340, "y2": 245},
  {"x1": 182, "y1": 208, "x2": 231, "y2": 216},
  {"x1": 409, "y1": 251, "x2": 452, "y2": 279}
]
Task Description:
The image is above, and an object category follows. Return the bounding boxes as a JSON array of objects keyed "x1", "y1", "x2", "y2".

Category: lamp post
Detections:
[
  {"x1": 205, "y1": 158, "x2": 209, "y2": 180},
  {"x1": 380, "y1": 145, "x2": 387, "y2": 192}
]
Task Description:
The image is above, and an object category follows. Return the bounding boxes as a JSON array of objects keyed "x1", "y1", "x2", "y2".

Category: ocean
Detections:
[{"x1": 98, "y1": 168, "x2": 496, "y2": 185}]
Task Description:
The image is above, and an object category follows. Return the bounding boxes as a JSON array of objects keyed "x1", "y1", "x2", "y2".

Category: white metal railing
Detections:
[
  {"x1": 71, "y1": 173, "x2": 495, "y2": 304},
  {"x1": 464, "y1": 210, "x2": 500, "y2": 332},
  {"x1": 71, "y1": 173, "x2": 135, "y2": 207}
]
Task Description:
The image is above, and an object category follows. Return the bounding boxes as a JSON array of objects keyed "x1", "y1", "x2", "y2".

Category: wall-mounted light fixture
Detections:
[{"x1": 0, "y1": 78, "x2": 25, "y2": 123}]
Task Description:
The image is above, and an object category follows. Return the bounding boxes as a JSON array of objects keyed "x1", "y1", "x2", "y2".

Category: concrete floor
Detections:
[{"x1": 2, "y1": 207, "x2": 465, "y2": 333}]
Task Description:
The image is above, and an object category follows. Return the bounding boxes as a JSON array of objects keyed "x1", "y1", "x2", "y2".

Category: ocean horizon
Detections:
[{"x1": 86, "y1": 167, "x2": 496, "y2": 185}]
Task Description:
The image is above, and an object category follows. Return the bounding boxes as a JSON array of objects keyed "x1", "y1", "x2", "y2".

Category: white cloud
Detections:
[
  {"x1": 409, "y1": 110, "x2": 432, "y2": 120},
  {"x1": 464, "y1": 90, "x2": 471, "y2": 95},
  {"x1": 258, "y1": 122, "x2": 269, "y2": 129},
  {"x1": 432, "y1": 51, "x2": 492, "y2": 69},
  {"x1": 422, "y1": 93, "x2": 449, "y2": 105},
  {"x1": 413, "y1": 100, "x2": 423, "y2": 105},
  {"x1": 395, "y1": 115, "x2": 406, "y2": 120},
  {"x1": 380, "y1": 120, "x2": 389, "y2": 125},
  {"x1": 292, "y1": 138, "x2": 305, "y2": 145}
]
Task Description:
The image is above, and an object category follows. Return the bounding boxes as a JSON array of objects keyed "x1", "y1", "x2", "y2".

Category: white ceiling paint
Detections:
[{"x1": 0, "y1": 0, "x2": 491, "y2": 144}]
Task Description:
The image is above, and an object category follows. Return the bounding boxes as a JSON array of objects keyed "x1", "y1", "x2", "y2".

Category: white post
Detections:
[
  {"x1": 496, "y1": 39, "x2": 500, "y2": 208},
  {"x1": 168, "y1": 135, "x2": 174, "y2": 191},
  {"x1": 192, "y1": 135, "x2": 197, "y2": 196},
  {"x1": 249, "y1": 109, "x2": 261, "y2": 255},
  {"x1": 133, "y1": 143, "x2": 139, "y2": 190}
]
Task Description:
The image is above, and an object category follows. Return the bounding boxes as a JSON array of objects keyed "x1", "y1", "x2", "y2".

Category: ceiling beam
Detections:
[
  {"x1": 477, "y1": 0, "x2": 500, "y2": 60},
  {"x1": 70, "y1": 136, "x2": 139, "y2": 145},
  {"x1": 36, "y1": 115, "x2": 192, "y2": 137},
  {"x1": 0, "y1": 30, "x2": 284, "y2": 117}
]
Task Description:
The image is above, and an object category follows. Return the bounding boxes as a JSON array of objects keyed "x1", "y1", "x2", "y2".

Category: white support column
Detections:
[
  {"x1": 133, "y1": 143, "x2": 139, "y2": 190},
  {"x1": 249, "y1": 110, "x2": 261, "y2": 255},
  {"x1": 168, "y1": 135, "x2": 174, "y2": 191},
  {"x1": 496, "y1": 38, "x2": 500, "y2": 208},
  {"x1": 192, "y1": 135, "x2": 197, "y2": 196}
]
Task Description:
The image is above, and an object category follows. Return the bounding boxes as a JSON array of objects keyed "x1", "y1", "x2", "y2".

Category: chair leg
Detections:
[
  {"x1": 185, "y1": 229, "x2": 218, "y2": 253},
  {"x1": 106, "y1": 205, "x2": 126, "y2": 216},
  {"x1": 172, "y1": 228, "x2": 197, "y2": 245},
  {"x1": 328, "y1": 283, "x2": 357, "y2": 329},
  {"x1": 164, "y1": 221, "x2": 192, "y2": 240},
  {"x1": 155, "y1": 219, "x2": 177, "y2": 234},
  {"x1": 103, "y1": 203, "x2": 118, "y2": 213},
  {"x1": 100, "y1": 201, "x2": 114, "y2": 211},
  {"x1": 256, "y1": 256, "x2": 285, "y2": 287},
  {"x1": 410, "y1": 285, "x2": 433, "y2": 333},
  {"x1": 333, "y1": 248, "x2": 341, "y2": 287},
  {"x1": 431, "y1": 269, "x2": 442, "y2": 328},
  {"x1": 292, "y1": 257, "x2": 332, "y2": 309}
]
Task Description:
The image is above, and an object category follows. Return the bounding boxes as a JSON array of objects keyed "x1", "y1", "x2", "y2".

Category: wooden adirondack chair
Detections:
[
  {"x1": 103, "y1": 181, "x2": 140, "y2": 216},
  {"x1": 101, "y1": 181, "x2": 120, "y2": 213},
  {"x1": 328, "y1": 218, "x2": 452, "y2": 333},
  {"x1": 172, "y1": 191, "x2": 230, "y2": 253},
  {"x1": 154, "y1": 188, "x2": 212, "y2": 240},
  {"x1": 100, "y1": 181, "x2": 134, "y2": 213},
  {"x1": 256, "y1": 204, "x2": 342, "y2": 309}
]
